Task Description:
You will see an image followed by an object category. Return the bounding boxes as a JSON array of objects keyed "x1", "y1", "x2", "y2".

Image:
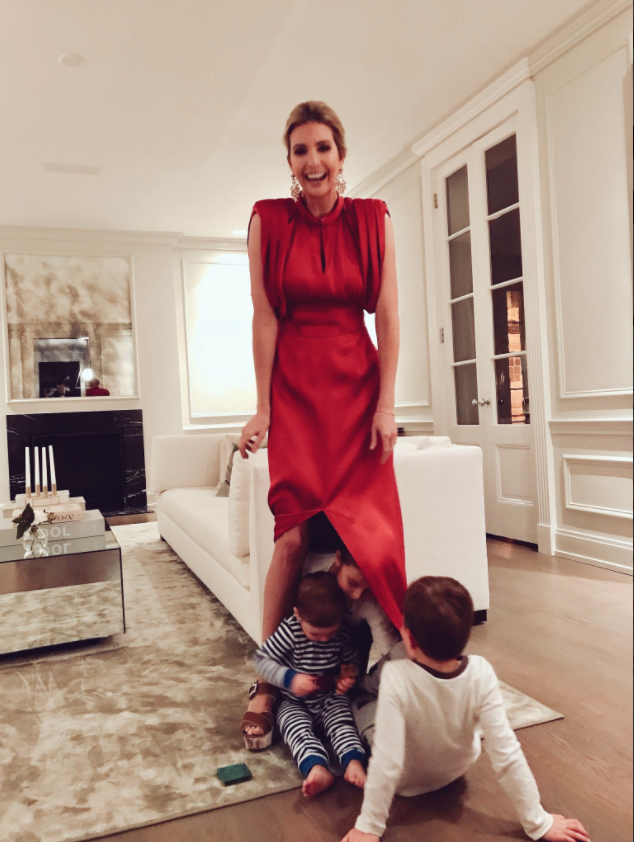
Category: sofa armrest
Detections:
[
  {"x1": 248, "y1": 450, "x2": 275, "y2": 646},
  {"x1": 394, "y1": 445, "x2": 490, "y2": 612},
  {"x1": 150, "y1": 434, "x2": 224, "y2": 493}
]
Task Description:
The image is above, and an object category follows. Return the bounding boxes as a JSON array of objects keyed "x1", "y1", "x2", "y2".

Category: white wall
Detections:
[
  {"x1": 356, "y1": 1, "x2": 633, "y2": 572},
  {"x1": 533, "y1": 8, "x2": 633, "y2": 572},
  {"x1": 366, "y1": 163, "x2": 434, "y2": 433},
  {"x1": 0, "y1": 229, "x2": 185, "y2": 501}
]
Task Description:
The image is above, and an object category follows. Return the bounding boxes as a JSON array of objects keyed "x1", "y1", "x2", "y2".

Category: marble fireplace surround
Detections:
[{"x1": 6, "y1": 410, "x2": 148, "y2": 516}]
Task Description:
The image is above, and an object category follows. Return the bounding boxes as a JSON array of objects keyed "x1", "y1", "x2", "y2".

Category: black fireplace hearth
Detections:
[{"x1": 7, "y1": 410, "x2": 148, "y2": 516}]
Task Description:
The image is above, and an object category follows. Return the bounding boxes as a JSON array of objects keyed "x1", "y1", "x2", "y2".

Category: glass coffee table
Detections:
[{"x1": 0, "y1": 525, "x2": 125, "y2": 656}]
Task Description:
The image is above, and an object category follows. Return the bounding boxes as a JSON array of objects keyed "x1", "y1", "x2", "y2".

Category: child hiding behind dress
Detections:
[{"x1": 254, "y1": 572, "x2": 367, "y2": 797}]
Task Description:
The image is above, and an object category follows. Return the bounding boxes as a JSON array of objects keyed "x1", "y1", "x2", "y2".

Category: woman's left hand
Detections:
[{"x1": 370, "y1": 410, "x2": 397, "y2": 465}]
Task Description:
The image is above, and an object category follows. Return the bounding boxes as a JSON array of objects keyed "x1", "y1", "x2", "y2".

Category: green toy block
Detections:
[{"x1": 216, "y1": 762, "x2": 253, "y2": 787}]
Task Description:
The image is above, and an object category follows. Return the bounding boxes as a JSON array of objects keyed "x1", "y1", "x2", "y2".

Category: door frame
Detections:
[{"x1": 420, "y1": 78, "x2": 557, "y2": 555}]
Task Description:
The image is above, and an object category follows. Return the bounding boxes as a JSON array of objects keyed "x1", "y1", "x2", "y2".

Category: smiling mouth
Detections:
[{"x1": 305, "y1": 173, "x2": 328, "y2": 183}]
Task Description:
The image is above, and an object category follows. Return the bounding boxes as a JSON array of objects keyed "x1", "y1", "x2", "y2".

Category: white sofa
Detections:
[{"x1": 151, "y1": 435, "x2": 490, "y2": 645}]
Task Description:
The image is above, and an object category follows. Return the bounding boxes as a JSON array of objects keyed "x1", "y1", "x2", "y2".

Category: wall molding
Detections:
[
  {"x1": 555, "y1": 524, "x2": 633, "y2": 574},
  {"x1": 529, "y1": 0, "x2": 632, "y2": 75},
  {"x1": 413, "y1": 60, "x2": 532, "y2": 159},
  {"x1": 543, "y1": 40, "x2": 632, "y2": 400},
  {"x1": 350, "y1": 0, "x2": 632, "y2": 202},
  {"x1": 177, "y1": 236, "x2": 248, "y2": 251},
  {"x1": 563, "y1": 453, "x2": 633, "y2": 519},
  {"x1": 0, "y1": 228, "x2": 252, "y2": 252},
  {"x1": 396, "y1": 400, "x2": 431, "y2": 410},
  {"x1": 549, "y1": 417, "x2": 633, "y2": 436},
  {"x1": 0, "y1": 226, "x2": 183, "y2": 246}
]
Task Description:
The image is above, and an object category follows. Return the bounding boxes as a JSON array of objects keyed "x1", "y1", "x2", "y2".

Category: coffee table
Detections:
[{"x1": 0, "y1": 525, "x2": 125, "y2": 656}]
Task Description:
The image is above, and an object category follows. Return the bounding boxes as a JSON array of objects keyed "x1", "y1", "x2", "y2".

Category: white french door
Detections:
[{"x1": 432, "y1": 117, "x2": 538, "y2": 543}]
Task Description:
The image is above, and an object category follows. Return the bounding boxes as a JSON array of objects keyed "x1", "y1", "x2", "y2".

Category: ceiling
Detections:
[{"x1": 0, "y1": 0, "x2": 592, "y2": 238}]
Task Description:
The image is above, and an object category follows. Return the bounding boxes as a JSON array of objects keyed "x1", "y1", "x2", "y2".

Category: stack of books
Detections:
[{"x1": 0, "y1": 509, "x2": 107, "y2": 560}]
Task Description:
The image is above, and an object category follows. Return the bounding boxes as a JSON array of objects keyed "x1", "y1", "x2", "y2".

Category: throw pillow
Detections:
[
  {"x1": 216, "y1": 443, "x2": 240, "y2": 497},
  {"x1": 216, "y1": 440, "x2": 267, "y2": 497}
]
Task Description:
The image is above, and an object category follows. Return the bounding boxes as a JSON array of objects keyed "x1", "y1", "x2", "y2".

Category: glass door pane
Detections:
[
  {"x1": 448, "y1": 232, "x2": 473, "y2": 299},
  {"x1": 445, "y1": 163, "x2": 479, "y2": 426},
  {"x1": 492, "y1": 282, "x2": 526, "y2": 355},
  {"x1": 455, "y1": 364, "x2": 479, "y2": 425},
  {"x1": 484, "y1": 134, "x2": 530, "y2": 425},
  {"x1": 495, "y1": 356, "x2": 530, "y2": 425},
  {"x1": 446, "y1": 166, "x2": 470, "y2": 235},
  {"x1": 451, "y1": 297, "x2": 476, "y2": 362},
  {"x1": 489, "y1": 207, "x2": 523, "y2": 285},
  {"x1": 486, "y1": 135, "x2": 519, "y2": 214}
]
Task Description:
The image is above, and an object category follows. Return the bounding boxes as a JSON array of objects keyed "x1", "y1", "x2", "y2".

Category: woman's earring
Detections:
[
  {"x1": 335, "y1": 170, "x2": 347, "y2": 196},
  {"x1": 290, "y1": 174, "x2": 301, "y2": 201}
]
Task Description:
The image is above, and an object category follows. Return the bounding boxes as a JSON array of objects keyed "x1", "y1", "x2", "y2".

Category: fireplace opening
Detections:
[{"x1": 33, "y1": 431, "x2": 125, "y2": 513}]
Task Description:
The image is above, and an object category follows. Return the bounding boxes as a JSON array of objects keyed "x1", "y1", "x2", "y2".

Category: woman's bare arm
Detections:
[
  {"x1": 238, "y1": 214, "x2": 279, "y2": 458},
  {"x1": 371, "y1": 214, "x2": 400, "y2": 463}
]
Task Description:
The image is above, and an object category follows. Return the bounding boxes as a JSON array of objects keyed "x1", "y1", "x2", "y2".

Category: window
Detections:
[{"x1": 182, "y1": 251, "x2": 256, "y2": 418}]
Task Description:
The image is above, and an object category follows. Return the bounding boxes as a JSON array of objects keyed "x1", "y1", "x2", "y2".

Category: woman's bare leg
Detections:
[
  {"x1": 261, "y1": 522, "x2": 310, "y2": 640},
  {"x1": 245, "y1": 522, "x2": 310, "y2": 736}
]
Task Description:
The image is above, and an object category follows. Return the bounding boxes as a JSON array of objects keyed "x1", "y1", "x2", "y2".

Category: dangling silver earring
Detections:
[
  {"x1": 290, "y1": 174, "x2": 301, "y2": 201},
  {"x1": 335, "y1": 170, "x2": 347, "y2": 196}
]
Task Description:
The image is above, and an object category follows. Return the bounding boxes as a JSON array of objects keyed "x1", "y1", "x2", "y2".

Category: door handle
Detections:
[{"x1": 472, "y1": 398, "x2": 491, "y2": 406}]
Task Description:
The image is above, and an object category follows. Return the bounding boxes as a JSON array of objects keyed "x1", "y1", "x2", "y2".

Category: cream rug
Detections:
[{"x1": 0, "y1": 523, "x2": 563, "y2": 842}]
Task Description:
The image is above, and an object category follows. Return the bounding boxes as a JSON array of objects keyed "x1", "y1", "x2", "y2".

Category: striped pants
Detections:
[{"x1": 277, "y1": 691, "x2": 366, "y2": 777}]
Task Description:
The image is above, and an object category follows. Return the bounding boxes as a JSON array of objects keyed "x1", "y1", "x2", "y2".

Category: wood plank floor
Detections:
[{"x1": 98, "y1": 540, "x2": 633, "y2": 842}]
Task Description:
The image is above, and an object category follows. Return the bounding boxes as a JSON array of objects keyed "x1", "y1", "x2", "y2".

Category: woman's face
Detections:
[{"x1": 288, "y1": 122, "x2": 343, "y2": 202}]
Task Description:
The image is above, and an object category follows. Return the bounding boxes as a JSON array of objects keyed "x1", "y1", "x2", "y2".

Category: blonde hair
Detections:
[{"x1": 283, "y1": 101, "x2": 347, "y2": 159}]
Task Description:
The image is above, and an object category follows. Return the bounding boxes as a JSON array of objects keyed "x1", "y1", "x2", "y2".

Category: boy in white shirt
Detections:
[{"x1": 341, "y1": 576, "x2": 591, "y2": 842}]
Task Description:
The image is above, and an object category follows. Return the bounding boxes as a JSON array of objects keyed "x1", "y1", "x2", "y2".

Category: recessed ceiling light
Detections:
[
  {"x1": 232, "y1": 229, "x2": 248, "y2": 237},
  {"x1": 58, "y1": 53, "x2": 86, "y2": 67}
]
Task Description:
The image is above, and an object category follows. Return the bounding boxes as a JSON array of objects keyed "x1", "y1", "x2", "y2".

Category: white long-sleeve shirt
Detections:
[
  {"x1": 303, "y1": 552, "x2": 399, "y2": 657},
  {"x1": 356, "y1": 655, "x2": 554, "y2": 840}
]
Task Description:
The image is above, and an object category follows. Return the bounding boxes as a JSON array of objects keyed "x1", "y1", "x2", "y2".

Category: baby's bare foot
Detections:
[
  {"x1": 302, "y1": 765, "x2": 335, "y2": 797},
  {"x1": 344, "y1": 759, "x2": 366, "y2": 789}
]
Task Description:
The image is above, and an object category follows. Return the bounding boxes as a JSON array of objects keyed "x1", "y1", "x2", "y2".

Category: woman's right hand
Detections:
[{"x1": 238, "y1": 411, "x2": 270, "y2": 459}]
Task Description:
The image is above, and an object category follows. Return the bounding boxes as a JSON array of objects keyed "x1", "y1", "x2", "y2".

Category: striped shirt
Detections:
[{"x1": 254, "y1": 615, "x2": 359, "y2": 702}]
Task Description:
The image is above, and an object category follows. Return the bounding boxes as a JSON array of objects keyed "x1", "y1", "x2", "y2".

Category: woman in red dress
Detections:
[{"x1": 240, "y1": 102, "x2": 406, "y2": 748}]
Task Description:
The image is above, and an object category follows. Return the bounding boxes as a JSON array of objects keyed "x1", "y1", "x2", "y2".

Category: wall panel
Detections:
[{"x1": 546, "y1": 46, "x2": 633, "y2": 398}]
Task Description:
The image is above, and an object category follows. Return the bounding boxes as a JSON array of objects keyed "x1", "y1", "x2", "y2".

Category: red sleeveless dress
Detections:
[{"x1": 251, "y1": 194, "x2": 406, "y2": 628}]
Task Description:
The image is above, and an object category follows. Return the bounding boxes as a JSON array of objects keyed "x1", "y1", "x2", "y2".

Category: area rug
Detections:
[{"x1": 0, "y1": 523, "x2": 563, "y2": 842}]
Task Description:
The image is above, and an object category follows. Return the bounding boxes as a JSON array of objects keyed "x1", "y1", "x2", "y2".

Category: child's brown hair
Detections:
[
  {"x1": 296, "y1": 572, "x2": 347, "y2": 628},
  {"x1": 404, "y1": 576, "x2": 474, "y2": 661}
]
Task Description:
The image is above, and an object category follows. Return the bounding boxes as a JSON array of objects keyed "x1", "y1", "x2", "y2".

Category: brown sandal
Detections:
[{"x1": 242, "y1": 680, "x2": 277, "y2": 751}]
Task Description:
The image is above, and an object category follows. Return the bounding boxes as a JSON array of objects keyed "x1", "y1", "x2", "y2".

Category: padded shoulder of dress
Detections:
[
  {"x1": 252, "y1": 198, "x2": 296, "y2": 222},
  {"x1": 344, "y1": 197, "x2": 388, "y2": 214}
]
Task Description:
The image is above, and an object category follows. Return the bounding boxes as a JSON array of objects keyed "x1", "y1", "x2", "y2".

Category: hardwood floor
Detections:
[{"x1": 98, "y1": 540, "x2": 633, "y2": 842}]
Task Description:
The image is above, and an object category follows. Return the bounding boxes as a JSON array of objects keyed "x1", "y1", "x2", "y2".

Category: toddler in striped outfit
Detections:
[{"x1": 254, "y1": 572, "x2": 367, "y2": 797}]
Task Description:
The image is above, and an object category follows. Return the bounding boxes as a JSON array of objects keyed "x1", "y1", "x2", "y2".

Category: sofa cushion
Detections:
[
  {"x1": 228, "y1": 452, "x2": 250, "y2": 558},
  {"x1": 159, "y1": 487, "x2": 250, "y2": 589},
  {"x1": 394, "y1": 439, "x2": 418, "y2": 452}
]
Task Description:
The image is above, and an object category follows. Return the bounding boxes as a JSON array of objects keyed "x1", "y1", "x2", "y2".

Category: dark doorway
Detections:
[{"x1": 39, "y1": 361, "x2": 81, "y2": 398}]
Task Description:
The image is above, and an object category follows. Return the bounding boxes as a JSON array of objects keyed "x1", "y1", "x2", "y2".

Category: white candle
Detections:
[
  {"x1": 34, "y1": 447, "x2": 40, "y2": 494},
  {"x1": 42, "y1": 448, "x2": 48, "y2": 495},
  {"x1": 25, "y1": 447, "x2": 31, "y2": 496},
  {"x1": 49, "y1": 445, "x2": 57, "y2": 493}
]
